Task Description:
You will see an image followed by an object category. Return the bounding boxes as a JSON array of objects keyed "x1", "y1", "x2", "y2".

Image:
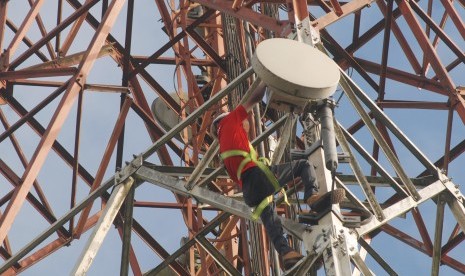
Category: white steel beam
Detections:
[
  {"x1": 358, "y1": 180, "x2": 447, "y2": 235},
  {"x1": 431, "y1": 195, "x2": 446, "y2": 276},
  {"x1": 71, "y1": 177, "x2": 135, "y2": 275}
]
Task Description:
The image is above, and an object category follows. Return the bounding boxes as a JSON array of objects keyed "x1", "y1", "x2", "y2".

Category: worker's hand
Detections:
[{"x1": 243, "y1": 80, "x2": 267, "y2": 112}]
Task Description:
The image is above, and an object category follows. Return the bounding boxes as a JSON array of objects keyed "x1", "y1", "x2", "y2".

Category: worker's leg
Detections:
[
  {"x1": 243, "y1": 166, "x2": 303, "y2": 269},
  {"x1": 260, "y1": 204, "x2": 293, "y2": 256},
  {"x1": 242, "y1": 167, "x2": 275, "y2": 206},
  {"x1": 242, "y1": 169, "x2": 293, "y2": 254},
  {"x1": 271, "y1": 159, "x2": 318, "y2": 202}
]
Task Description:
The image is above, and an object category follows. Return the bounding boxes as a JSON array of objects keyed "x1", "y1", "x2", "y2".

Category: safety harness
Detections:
[{"x1": 220, "y1": 143, "x2": 289, "y2": 220}]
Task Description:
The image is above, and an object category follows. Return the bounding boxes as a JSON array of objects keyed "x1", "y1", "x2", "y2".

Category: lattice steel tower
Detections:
[{"x1": 0, "y1": 0, "x2": 464, "y2": 275}]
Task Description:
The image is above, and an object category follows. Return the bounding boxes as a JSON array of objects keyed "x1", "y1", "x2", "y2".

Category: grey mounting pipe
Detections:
[{"x1": 318, "y1": 100, "x2": 338, "y2": 173}]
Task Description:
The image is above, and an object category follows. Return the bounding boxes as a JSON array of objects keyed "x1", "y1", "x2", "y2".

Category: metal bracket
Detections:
[
  {"x1": 301, "y1": 225, "x2": 332, "y2": 254},
  {"x1": 439, "y1": 170, "x2": 464, "y2": 203},
  {"x1": 295, "y1": 224, "x2": 365, "y2": 275},
  {"x1": 295, "y1": 17, "x2": 321, "y2": 46},
  {"x1": 308, "y1": 98, "x2": 336, "y2": 113},
  {"x1": 74, "y1": 74, "x2": 85, "y2": 89},
  {"x1": 438, "y1": 168, "x2": 452, "y2": 184},
  {"x1": 115, "y1": 154, "x2": 143, "y2": 185},
  {"x1": 0, "y1": 49, "x2": 9, "y2": 71},
  {"x1": 322, "y1": 224, "x2": 366, "y2": 276}
]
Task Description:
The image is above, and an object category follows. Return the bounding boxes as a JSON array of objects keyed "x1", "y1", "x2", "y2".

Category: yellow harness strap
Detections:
[{"x1": 220, "y1": 143, "x2": 290, "y2": 221}]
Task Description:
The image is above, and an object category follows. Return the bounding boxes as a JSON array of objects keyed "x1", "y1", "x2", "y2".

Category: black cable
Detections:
[
  {"x1": 172, "y1": 62, "x2": 181, "y2": 97},
  {"x1": 287, "y1": 113, "x2": 303, "y2": 213},
  {"x1": 330, "y1": 170, "x2": 337, "y2": 211},
  {"x1": 334, "y1": 91, "x2": 344, "y2": 105}
]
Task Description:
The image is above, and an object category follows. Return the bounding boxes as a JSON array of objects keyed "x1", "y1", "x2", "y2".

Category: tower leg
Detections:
[{"x1": 71, "y1": 177, "x2": 135, "y2": 275}]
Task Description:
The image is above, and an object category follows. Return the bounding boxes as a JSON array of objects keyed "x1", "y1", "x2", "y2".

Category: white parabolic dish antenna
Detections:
[
  {"x1": 151, "y1": 92, "x2": 192, "y2": 142},
  {"x1": 252, "y1": 38, "x2": 340, "y2": 111}
]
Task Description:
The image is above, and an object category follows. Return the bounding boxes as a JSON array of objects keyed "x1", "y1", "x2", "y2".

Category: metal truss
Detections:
[{"x1": 0, "y1": 0, "x2": 464, "y2": 275}]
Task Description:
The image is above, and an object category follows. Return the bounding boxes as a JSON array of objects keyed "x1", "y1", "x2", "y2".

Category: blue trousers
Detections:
[{"x1": 241, "y1": 159, "x2": 318, "y2": 255}]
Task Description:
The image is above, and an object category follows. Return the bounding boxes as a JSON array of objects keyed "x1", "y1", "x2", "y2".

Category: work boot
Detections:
[
  {"x1": 282, "y1": 250, "x2": 303, "y2": 270},
  {"x1": 306, "y1": 188, "x2": 346, "y2": 213}
]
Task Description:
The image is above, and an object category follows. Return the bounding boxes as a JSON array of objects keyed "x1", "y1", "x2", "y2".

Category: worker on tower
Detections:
[{"x1": 210, "y1": 80, "x2": 345, "y2": 271}]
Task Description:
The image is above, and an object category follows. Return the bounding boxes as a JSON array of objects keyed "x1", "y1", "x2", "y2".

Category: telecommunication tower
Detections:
[{"x1": 0, "y1": 1, "x2": 464, "y2": 275}]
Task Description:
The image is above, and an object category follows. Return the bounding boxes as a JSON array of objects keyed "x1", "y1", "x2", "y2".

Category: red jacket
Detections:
[{"x1": 217, "y1": 105, "x2": 257, "y2": 187}]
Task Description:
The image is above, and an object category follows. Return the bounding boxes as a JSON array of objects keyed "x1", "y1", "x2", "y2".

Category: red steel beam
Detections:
[
  {"x1": 377, "y1": 100, "x2": 449, "y2": 110},
  {"x1": 192, "y1": 0, "x2": 290, "y2": 36},
  {"x1": 381, "y1": 224, "x2": 430, "y2": 255},
  {"x1": 440, "y1": 0, "x2": 465, "y2": 40},
  {"x1": 74, "y1": 96, "x2": 132, "y2": 237},
  {"x1": 313, "y1": 0, "x2": 374, "y2": 30},
  {"x1": 442, "y1": 232, "x2": 465, "y2": 256},
  {"x1": 353, "y1": 10, "x2": 361, "y2": 44},
  {"x1": 0, "y1": 160, "x2": 70, "y2": 238},
  {"x1": 0, "y1": 0, "x2": 126, "y2": 247},
  {"x1": 127, "y1": 9, "x2": 215, "y2": 79},
  {"x1": 132, "y1": 56, "x2": 216, "y2": 66},
  {"x1": 69, "y1": 89, "x2": 84, "y2": 234},
  {"x1": 426, "y1": 11, "x2": 450, "y2": 78},
  {"x1": 197, "y1": 216, "x2": 240, "y2": 275},
  {"x1": 382, "y1": 222, "x2": 465, "y2": 274},
  {"x1": 319, "y1": 27, "x2": 380, "y2": 91},
  {"x1": 66, "y1": 0, "x2": 197, "y2": 145},
  {"x1": 412, "y1": 208, "x2": 433, "y2": 253},
  {"x1": 0, "y1": 247, "x2": 19, "y2": 273},
  {"x1": 26, "y1": 0, "x2": 56, "y2": 60},
  {"x1": 0, "y1": 67, "x2": 77, "y2": 80},
  {"x1": 9, "y1": 0, "x2": 100, "y2": 69},
  {"x1": 409, "y1": 0, "x2": 465, "y2": 67},
  {"x1": 130, "y1": 100, "x2": 184, "y2": 157},
  {"x1": 186, "y1": 28, "x2": 227, "y2": 73},
  {"x1": 344, "y1": 7, "x2": 402, "y2": 57},
  {"x1": 396, "y1": 0, "x2": 465, "y2": 124},
  {"x1": 60, "y1": 0, "x2": 95, "y2": 56},
  {"x1": 0, "y1": 212, "x2": 11, "y2": 257},
  {"x1": 0, "y1": 111, "x2": 55, "y2": 218},
  {"x1": 329, "y1": 0, "x2": 343, "y2": 16},
  {"x1": 0, "y1": 1, "x2": 8, "y2": 56},
  {"x1": 419, "y1": 138, "x2": 465, "y2": 177},
  {"x1": 127, "y1": 67, "x2": 175, "y2": 165},
  {"x1": 378, "y1": 0, "x2": 394, "y2": 99},
  {"x1": 4, "y1": 95, "x2": 96, "y2": 186},
  {"x1": 314, "y1": 0, "x2": 332, "y2": 12},
  {"x1": 4, "y1": 19, "x2": 49, "y2": 63},
  {"x1": 355, "y1": 58, "x2": 446, "y2": 95},
  {"x1": 293, "y1": 0, "x2": 310, "y2": 21},
  {"x1": 16, "y1": 238, "x2": 71, "y2": 273},
  {"x1": 133, "y1": 201, "x2": 220, "y2": 210},
  {"x1": 4, "y1": 0, "x2": 45, "y2": 61},
  {"x1": 0, "y1": 1, "x2": 8, "y2": 99},
  {"x1": 9, "y1": 80, "x2": 64, "y2": 87},
  {"x1": 15, "y1": 212, "x2": 101, "y2": 273},
  {"x1": 443, "y1": 106, "x2": 454, "y2": 171},
  {"x1": 0, "y1": 84, "x2": 68, "y2": 143},
  {"x1": 132, "y1": 220, "x2": 190, "y2": 275},
  {"x1": 376, "y1": 0, "x2": 422, "y2": 74}
]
